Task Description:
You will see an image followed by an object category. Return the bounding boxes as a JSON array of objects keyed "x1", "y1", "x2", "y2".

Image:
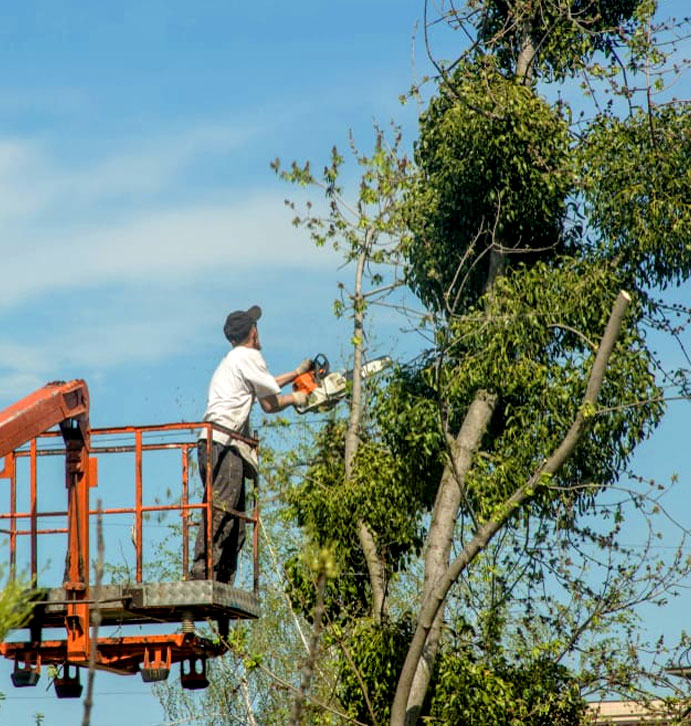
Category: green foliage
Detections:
[
  {"x1": 334, "y1": 617, "x2": 415, "y2": 725},
  {"x1": 406, "y1": 60, "x2": 573, "y2": 313},
  {"x1": 580, "y1": 106, "x2": 691, "y2": 290},
  {"x1": 373, "y1": 362, "x2": 446, "y2": 510},
  {"x1": 283, "y1": 420, "x2": 369, "y2": 621},
  {"x1": 332, "y1": 610, "x2": 586, "y2": 726},
  {"x1": 475, "y1": 0, "x2": 649, "y2": 80},
  {"x1": 352, "y1": 256, "x2": 663, "y2": 527},
  {"x1": 0, "y1": 572, "x2": 33, "y2": 641},
  {"x1": 442, "y1": 258, "x2": 663, "y2": 519},
  {"x1": 432, "y1": 652, "x2": 586, "y2": 726},
  {"x1": 274, "y1": 127, "x2": 412, "y2": 266},
  {"x1": 283, "y1": 419, "x2": 429, "y2": 621},
  {"x1": 0, "y1": 573, "x2": 33, "y2": 713}
]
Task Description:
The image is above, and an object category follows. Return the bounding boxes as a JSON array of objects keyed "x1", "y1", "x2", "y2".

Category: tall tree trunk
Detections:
[
  {"x1": 346, "y1": 235, "x2": 388, "y2": 622},
  {"x1": 408, "y1": 203, "x2": 506, "y2": 721},
  {"x1": 484, "y1": 248, "x2": 506, "y2": 295},
  {"x1": 404, "y1": 391, "x2": 497, "y2": 725}
]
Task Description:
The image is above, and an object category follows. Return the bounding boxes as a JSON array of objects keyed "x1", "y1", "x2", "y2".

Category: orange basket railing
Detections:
[{"x1": 0, "y1": 422, "x2": 260, "y2": 595}]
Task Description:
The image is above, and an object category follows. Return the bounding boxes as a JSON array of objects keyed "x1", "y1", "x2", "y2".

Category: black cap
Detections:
[{"x1": 223, "y1": 305, "x2": 262, "y2": 344}]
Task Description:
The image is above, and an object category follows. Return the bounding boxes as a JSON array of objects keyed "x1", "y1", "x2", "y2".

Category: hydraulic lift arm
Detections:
[
  {"x1": 0, "y1": 379, "x2": 93, "y2": 669},
  {"x1": 0, "y1": 380, "x2": 90, "y2": 458}
]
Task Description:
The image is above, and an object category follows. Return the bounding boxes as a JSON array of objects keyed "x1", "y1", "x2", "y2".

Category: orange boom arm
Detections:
[{"x1": 0, "y1": 380, "x2": 90, "y2": 459}]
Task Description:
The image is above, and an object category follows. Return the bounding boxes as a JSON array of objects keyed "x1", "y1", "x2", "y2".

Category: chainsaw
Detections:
[{"x1": 293, "y1": 353, "x2": 393, "y2": 414}]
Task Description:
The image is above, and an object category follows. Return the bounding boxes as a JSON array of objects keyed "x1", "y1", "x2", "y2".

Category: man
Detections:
[{"x1": 190, "y1": 304, "x2": 311, "y2": 584}]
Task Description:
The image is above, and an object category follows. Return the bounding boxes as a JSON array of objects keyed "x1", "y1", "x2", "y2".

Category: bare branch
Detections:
[
  {"x1": 81, "y1": 502, "x2": 104, "y2": 726},
  {"x1": 290, "y1": 569, "x2": 328, "y2": 726}
]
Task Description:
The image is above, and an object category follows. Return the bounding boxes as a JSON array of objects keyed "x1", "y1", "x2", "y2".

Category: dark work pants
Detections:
[{"x1": 190, "y1": 441, "x2": 246, "y2": 584}]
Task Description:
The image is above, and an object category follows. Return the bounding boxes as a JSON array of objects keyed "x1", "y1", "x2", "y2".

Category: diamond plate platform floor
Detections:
[{"x1": 20, "y1": 580, "x2": 260, "y2": 631}]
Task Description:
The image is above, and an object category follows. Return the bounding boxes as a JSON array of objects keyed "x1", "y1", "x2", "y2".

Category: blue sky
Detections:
[
  {"x1": 0, "y1": 1, "x2": 689, "y2": 724},
  {"x1": 0, "y1": 3, "x2": 425, "y2": 723},
  {"x1": 0, "y1": 0, "x2": 426, "y2": 422}
]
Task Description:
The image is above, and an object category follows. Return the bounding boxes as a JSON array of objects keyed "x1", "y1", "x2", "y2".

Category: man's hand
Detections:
[
  {"x1": 275, "y1": 359, "x2": 314, "y2": 389},
  {"x1": 292, "y1": 391, "x2": 308, "y2": 408},
  {"x1": 295, "y1": 358, "x2": 314, "y2": 375}
]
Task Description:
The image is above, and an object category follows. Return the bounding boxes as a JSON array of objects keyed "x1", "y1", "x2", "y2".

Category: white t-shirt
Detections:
[{"x1": 200, "y1": 346, "x2": 281, "y2": 446}]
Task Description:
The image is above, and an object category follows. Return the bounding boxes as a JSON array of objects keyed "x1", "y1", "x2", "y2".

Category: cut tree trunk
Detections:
[{"x1": 404, "y1": 390, "x2": 497, "y2": 725}]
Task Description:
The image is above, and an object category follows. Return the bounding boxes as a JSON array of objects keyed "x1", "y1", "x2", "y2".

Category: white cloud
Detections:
[
  {"x1": 59, "y1": 124, "x2": 258, "y2": 207},
  {"x1": 0, "y1": 291, "x2": 195, "y2": 402},
  {"x1": 0, "y1": 341, "x2": 49, "y2": 373},
  {"x1": 0, "y1": 370, "x2": 45, "y2": 400},
  {"x1": 0, "y1": 193, "x2": 334, "y2": 311},
  {"x1": 0, "y1": 121, "x2": 339, "y2": 310},
  {"x1": 0, "y1": 123, "x2": 343, "y2": 400},
  {"x1": 0, "y1": 123, "x2": 259, "y2": 225}
]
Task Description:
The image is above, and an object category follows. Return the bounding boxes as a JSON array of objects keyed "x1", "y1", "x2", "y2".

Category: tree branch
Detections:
[
  {"x1": 290, "y1": 570, "x2": 328, "y2": 726},
  {"x1": 390, "y1": 290, "x2": 632, "y2": 726},
  {"x1": 346, "y1": 234, "x2": 389, "y2": 622}
]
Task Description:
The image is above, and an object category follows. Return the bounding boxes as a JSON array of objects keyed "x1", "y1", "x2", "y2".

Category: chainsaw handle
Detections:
[{"x1": 311, "y1": 353, "x2": 329, "y2": 383}]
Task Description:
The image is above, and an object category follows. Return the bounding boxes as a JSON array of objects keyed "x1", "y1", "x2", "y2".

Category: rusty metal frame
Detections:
[
  {"x1": 1, "y1": 632, "x2": 226, "y2": 676},
  {"x1": 0, "y1": 420, "x2": 259, "y2": 587}
]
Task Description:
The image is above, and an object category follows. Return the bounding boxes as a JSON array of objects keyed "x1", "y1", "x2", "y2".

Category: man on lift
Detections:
[{"x1": 190, "y1": 305, "x2": 312, "y2": 584}]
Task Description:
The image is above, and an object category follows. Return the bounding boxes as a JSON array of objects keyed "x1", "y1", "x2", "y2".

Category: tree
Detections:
[
  {"x1": 0, "y1": 573, "x2": 34, "y2": 712},
  {"x1": 0, "y1": 575, "x2": 32, "y2": 642},
  {"x1": 155, "y1": 2, "x2": 691, "y2": 725},
  {"x1": 276, "y1": 1, "x2": 691, "y2": 725}
]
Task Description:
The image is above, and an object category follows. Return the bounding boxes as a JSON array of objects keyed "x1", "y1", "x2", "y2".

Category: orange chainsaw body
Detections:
[{"x1": 292, "y1": 354, "x2": 329, "y2": 396}]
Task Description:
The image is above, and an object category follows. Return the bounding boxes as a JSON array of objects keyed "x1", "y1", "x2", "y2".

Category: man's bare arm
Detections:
[
  {"x1": 259, "y1": 392, "x2": 305, "y2": 413},
  {"x1": 273, "y1": 358, "x2": 314, "y2": 389},
  {"x1": 274, "y1": 370, "x2": 299, "y2": 388}
]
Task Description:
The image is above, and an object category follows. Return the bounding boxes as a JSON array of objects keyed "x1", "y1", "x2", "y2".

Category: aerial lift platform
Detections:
[{"x1": 0, "y1": 379, "x2": 260, "y2": 697}]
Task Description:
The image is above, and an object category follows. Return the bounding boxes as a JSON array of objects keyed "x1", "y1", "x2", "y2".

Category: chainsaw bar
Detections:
[{"x1": 295, "y1": 355, "x2": 393, "y2": 415}]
